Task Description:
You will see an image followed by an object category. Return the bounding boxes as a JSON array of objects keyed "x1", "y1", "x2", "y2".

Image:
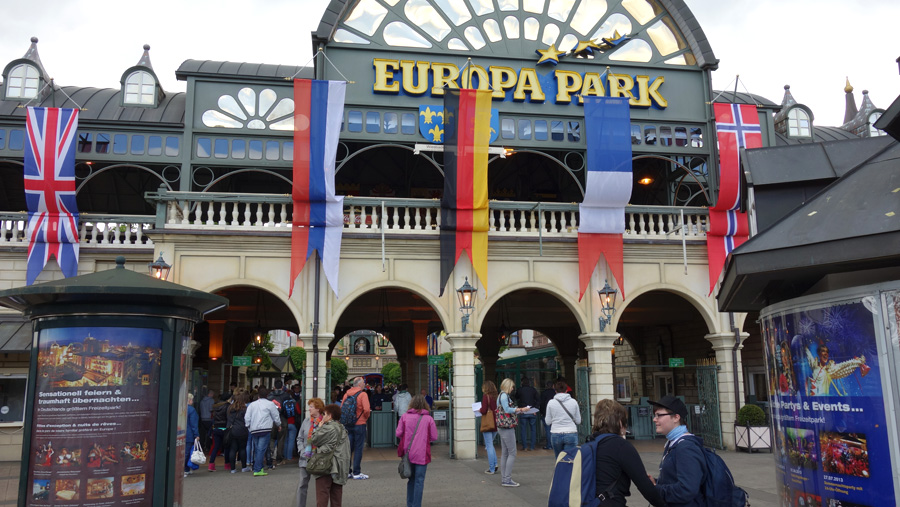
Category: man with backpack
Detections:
[{"x1": 341, "y1": 376, "x2": 371, "y2": 480}]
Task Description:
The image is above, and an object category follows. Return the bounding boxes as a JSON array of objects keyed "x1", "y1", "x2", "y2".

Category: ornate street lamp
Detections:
[
  {"x1": 456, "y1": 277, "x2": 477, "y2": 332},
  {"x1": 148, "y1": 253, "x2": 171, "y2": 280},
  {"x1": 597, "y1": 280, "x2": 619, "y2": 331}
]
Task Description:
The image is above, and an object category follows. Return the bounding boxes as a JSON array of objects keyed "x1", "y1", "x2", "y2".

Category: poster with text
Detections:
[
  {"x1": 763, "y1": 298, "x2": 894, "y2": 506},
  {"x1": 26, "y1": 326, "x2": 161, "y2": 507}
]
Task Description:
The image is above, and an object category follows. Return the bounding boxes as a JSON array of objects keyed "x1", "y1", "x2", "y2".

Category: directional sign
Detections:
[
  {"x1": 427, "y1": 355, "x2": 446, "y2": 365},
  {"x1": 233, "y1": 356, "x2": 252, "y2": 366},
  {"x1": 669, "y1": 357, "x2": 685, "y2": 368}
]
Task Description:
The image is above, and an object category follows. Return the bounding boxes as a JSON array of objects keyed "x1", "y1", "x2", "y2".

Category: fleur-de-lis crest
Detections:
[
  {"x1": 428, "y1": 125, "x2": 444, "y2": 143},
  {"x1": 420, "y1": 107, "x2": 443, "y2": 124}
]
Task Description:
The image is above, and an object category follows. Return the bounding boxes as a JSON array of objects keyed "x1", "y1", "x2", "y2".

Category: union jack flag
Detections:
[{"x1": 24, "y1": 107, "x2": 80, "y2": 285}]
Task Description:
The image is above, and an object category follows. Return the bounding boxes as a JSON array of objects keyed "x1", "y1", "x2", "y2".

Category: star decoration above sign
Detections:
[
  {"x1": 571, "y1": 39, "x2": 603, "y2": 57},
  {"x1": 596, "y1": 31, "x2": 631, "y2": 51},
  {"x1": 535, "y1": 44, "x2": 566, "y2": 65}
]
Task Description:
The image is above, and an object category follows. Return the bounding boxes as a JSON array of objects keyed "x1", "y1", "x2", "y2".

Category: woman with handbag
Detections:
[
  {"x1": 226, "y1": 391, "x2": 250, "y2": 473},
  {"x1": 294, "y1": 397, "x2": 325, "y2": 507},
  {"x1": 185, "y1": 393, "x2": 200, "y2": 477},
  {"x1": 478, "y1": 380, "x2": 499, "y2": 475},
  {"x1": 308, "y1": 404, "x2": 350, "y2": 507},
  {"x1": 497, "y1": 378, "x2": 528, "y2": 487},
  {"x1": 544, "y1": 379, "x2": 581, "y2": 457},
  {"x1": 396, "y1": 395, "x2": 438, "y2": 507}
]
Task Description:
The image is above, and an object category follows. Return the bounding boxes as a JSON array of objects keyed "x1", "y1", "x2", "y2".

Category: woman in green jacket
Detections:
[{"x1": 309, "y1": 404, "x2": 351, "y2": 507}]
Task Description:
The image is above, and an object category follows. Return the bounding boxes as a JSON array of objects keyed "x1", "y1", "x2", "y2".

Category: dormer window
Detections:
[
  {"x1": 868, "y1": 112, "x2": 885, "y2": 137},
  {"x1": 787, "y1": 108, "x2": 811, "y2": 137},
  {"x1": 6, "y1": 63, "x2": 40, "y2": 99},
  {"x1": 124, "y1": 70, "x2": 155, "y2": 105}
]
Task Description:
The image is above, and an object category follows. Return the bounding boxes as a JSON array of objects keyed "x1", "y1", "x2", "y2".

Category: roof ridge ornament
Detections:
[
  {"x1": 136, "y1": 44, "x2": 154, "y2": 70},
  {"x1": 22, "y1": 36, "x2": 50, "y2": 79}
]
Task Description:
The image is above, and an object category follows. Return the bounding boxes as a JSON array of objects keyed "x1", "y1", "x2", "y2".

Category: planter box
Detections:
[{"x1": 735, "y1": 424, "x2": 771, "y2": 452}]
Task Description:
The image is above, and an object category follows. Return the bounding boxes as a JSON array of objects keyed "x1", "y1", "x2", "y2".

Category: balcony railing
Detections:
[{"x1": 0, "y1": 213, "x2": 156, "y2": 247}]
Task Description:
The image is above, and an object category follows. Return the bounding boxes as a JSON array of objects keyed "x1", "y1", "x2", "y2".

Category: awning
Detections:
[{"x1": 0, "y1": 315, "x2": 31, "y2": 352}]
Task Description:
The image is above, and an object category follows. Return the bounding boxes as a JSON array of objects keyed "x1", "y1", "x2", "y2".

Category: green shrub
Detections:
[{"x1": 736, "y1": 404, "x2": 767, "y2": 426}]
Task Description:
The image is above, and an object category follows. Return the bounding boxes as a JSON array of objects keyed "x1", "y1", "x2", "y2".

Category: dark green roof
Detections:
[
  {"x1": 176, "y1": 60, "x2": 313, "y2": 82},
  {"x1": 0, "y1": 86, "x2": 184, "y2": 124}
]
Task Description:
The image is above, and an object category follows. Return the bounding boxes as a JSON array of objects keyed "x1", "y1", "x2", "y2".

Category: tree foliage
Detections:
[
  {"x1": 437, "y1": 352, "x2": 453, "y2": 382},
  {"x1": 330, "y1": 357, "x2": 348, "y2": 385},
  {"x1": 283, "y1": 346, "x2": 307, "y2": 371},
  {"x1": 243, "y1": 332, "x2": 275, "y2": 369},
  {"x1": 381, "y1": 362, "x2": 401, "y2": 386}
]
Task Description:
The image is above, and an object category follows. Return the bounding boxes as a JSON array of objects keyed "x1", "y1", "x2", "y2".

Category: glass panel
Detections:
[
  {"x1": 448, "y1": 38, "x2": 468, "y2": 50},
  {"x1": 248, "y1": 140, "x2": 263, "y2": 160},
  {"x1": 258, "y1": 89, "x2": 277, "y2": 117},
  {"x1": 8, "y1": 130, "x2": 24, "y2": 150},
  {"x1": 464, "y1": 26, "x2": 487, "y2": 49},
  {"x1": 203, "y1": 110, "x2": 244, "y2": 129},
  {"x1": 384, "y1": 21, "x2": 433, "y2": 48},
  {"x1": 483, "y1": 19, "x2": 502, "y2": 42},
  {"x1": 344, "y1": 0, "x2": 388, "y2": 36},
  {"x1": 504, "y1": 16, "x2": 520, "y2": 39},
  {"x1": 0, "y1": 377, "x2": 26, "y2": 423},
  {"x1": 609, "y1": 39, "x2": 653, "y2": 62},
  {"x1": 124, "y1": 71, "x2": 155, "y2": 104},
  {"x1": 333, "y1": 29, "x2": 371, "y2": 44},
  {"x1": 659, "y1": 126, "x2": 672, "y2": 147},
  {"x1": 547, "y1": 0, "x2": 576, "y2": 21},
  {"x1": 551, "y1": 120, "x2": 564, "y2": 141},
  {"x1": 498, "y1": 0, "x2": 518, "y2": 10},
  {"x1": 541, "y1": 24, "x2": 560, "y2": 46},
  {"x1": 571, "y1": 0, "x2": 606, "y2": 35},
  {"x1": 348, "y1": 111, "x2": 363, "y2": 133},
  {"x1": 631, "y1": 125, "x2": 642, "y2": 145},
  {"x1": 165, "y1": 136, "x2": 179, "y2": 156},
  {"x1": 78, "y1": 132, "x2": 93, "y2": 153},
  {"x1": 7, "y1": 64, "x2": 40, "y2": 99},
  {"x1": 622, "y1": 0, "x2": 662, "y2": 25},
  {"x1": 0, "y1": 129, "x2": 5, "y2": 150},
  {"x1": 401, "y1": 113, "x2": 416, "y2": 134},
  {"x1": 559, "y1": 34, "x2": 578, "y2": 52},
  {"x1": 265, "y1": 141, "x2": 280, "y2": 160},
  {"x1": 384, "y1": 112, "x2": 399, "y2": 133},
  {"x1": 664, "y1": 55, "x2": 687, "y2": 65},
  {"x1": 238, "y1": 88, "x2": 256, "y2": 116},
  {"x1": 214, "y1": 139, "x2": 228, "y2": 158},
  {"x1": 644, "y1": 126, "x2": 656, "y2": 145},
  {"x1": 130, "y1": 135, "x2": 145, "y2": 155},
  {"x1": 535, "y1": 120, "x2": 548, "y2": 141},
  {"x1": 523, "y1": 0, "x2": 545, "y2": 13},
  {"x1": 148, "y1": 135, "x2": 163, "y2": 155},
  {"x1": 231, "y1": 139, "x2": 246, "y2": 159},
  {"x1": 405, "y1": 0, "x2": 451, "y2": 41},
  {"x1": 518, "y1": 119, "x2": 532, "y2": 139},
  {"x1": 674, "y1": 127, "x2": 687, "y2": 147},
  {"x1": 283, "y1": 141, "x2": 294, "y2": 161},
  {"x1": 196, "y1": 138, "x2": 211, "y2": 158},
  {"x1": 647, "y1": 18, "x2": 682, "y2": 56},
  {"x1": 466, "y1": 0, "x2": 494, "y2": 16},
  {"x1": 266, "y1": 98, "x2": 294, "y2": 122},
  {"x1": 568, "y1": 121, "x2": 581, "y2": 142},
  {"x1": 366, "y1": 111, "x2": 381, "y2": 133},
  {"x1": 434, "y1": 0, "x2": 472, "y2": 25},
  {"x1": 501, "y1": 118, "x2": 515, "y2": 139},
  {"x1": 269, "y1": 117, "x2": 293, "y2": 131},
  {"x1": 690, "y1": 127, "x2": 703, "y2": 148},
  {"x1": 96, "y1": 133, "x2": 110, "y2": 154},
  {"x1": 591, "y1": 13, "x2": 632, "y2": 40},
  {"x1": 113, "y1": 134, "x2": 128, "y2": 154},
  {"x1": 524, "y1": 17, "x2": 540, "y2": 40}
]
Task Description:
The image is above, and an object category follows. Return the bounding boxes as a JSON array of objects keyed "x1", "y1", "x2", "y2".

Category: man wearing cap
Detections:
[{"x1": 648, "y1": 395, "x2": 706, "y2": 506}]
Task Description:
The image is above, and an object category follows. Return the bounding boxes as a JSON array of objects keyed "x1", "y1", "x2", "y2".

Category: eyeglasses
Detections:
[{"x1": 653, "y1": 412, "x2": 675, "y2": 419}]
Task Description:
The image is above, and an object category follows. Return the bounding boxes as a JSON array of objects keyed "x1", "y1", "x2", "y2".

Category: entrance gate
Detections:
[
  {"x1": 695, "y1": 362, "x2": 723, "y2": 449},
  {"x1": 576, "y1": 366, "x2": 591, "y2": 442}
]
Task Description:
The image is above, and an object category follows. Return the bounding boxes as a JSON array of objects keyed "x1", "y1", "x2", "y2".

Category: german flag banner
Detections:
[{"x1": 439, "y1": 88, "x2": 491, "y2": 296}]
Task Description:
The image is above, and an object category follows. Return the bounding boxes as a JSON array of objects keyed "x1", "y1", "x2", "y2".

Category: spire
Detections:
[
  {"x1": 843, "y1": 77, "x2": 858, "y2": 124},
  {"x1": 21, "y1": 36, "x2": 49, "y2": 78},
  {"x1": 773, "y1": 85, "x2": 797, "y2": 124},
  {"x1": 135, "y1": 44, "x2": 154, "y2": 70}
]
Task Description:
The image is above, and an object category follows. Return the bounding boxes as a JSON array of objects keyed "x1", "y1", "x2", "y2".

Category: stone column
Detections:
[
  {"x1": 705, "y1": 331, "x2": 748, "y2": 450},
  {"x1": 301, "y1": 333, "x2": 333, "y2": 402},
  {"x1": 446, "y1": 332, "x2": 481, "y2": 459},
  {"x1": 580, "y1": 332, "x2": 619, "y2": 408}
]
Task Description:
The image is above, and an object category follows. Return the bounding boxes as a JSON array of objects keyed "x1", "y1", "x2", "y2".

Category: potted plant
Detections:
[{"x1": 734, "y1": 404, "x2": 771, "y2": 452}]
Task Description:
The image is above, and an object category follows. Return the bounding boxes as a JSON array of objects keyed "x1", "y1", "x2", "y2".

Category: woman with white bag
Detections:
[{"x1": 185, "y1": 393, "x2": 201, "y2": 477}]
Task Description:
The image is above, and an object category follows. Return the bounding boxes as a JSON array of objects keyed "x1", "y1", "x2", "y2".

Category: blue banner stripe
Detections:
[
  {"x1": 308, "y1": 81, "x2": 329, "y2": 202},
  {"x1": 584, "y1": 97, "x2": 631, "y2": 173}
]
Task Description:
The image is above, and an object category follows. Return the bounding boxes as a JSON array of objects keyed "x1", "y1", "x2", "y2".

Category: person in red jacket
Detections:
[{"x1": 396, "y1": 395, "x2": 438, "y2": 507}]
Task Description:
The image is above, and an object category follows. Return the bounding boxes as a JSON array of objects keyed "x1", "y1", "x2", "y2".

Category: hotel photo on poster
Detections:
[
  {"x1": 763, "y1": 298, "x2": 894, "y2": 507},
  {"x1": 26, "y1": 326, "x2": 162, "y2": 507}
]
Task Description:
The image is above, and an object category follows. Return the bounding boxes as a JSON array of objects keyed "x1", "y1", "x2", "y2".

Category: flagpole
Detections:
[{"x1": 312, "y1": 251, "x2": 321, "y2": 396}]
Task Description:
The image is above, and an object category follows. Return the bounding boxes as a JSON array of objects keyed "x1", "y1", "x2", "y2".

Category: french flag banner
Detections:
[
  {"x1": 290, "y1": 79, "x2": 346, "y2": 297},
  {"x1": 707, "y1": 103, "x2": 761, "y2": 294},
  {"x1": 24, "y1": 107, "x2": 80, "y2": 285},
  {"x1": 578, "y1": 97, "x2": 632, "y2": 301}
]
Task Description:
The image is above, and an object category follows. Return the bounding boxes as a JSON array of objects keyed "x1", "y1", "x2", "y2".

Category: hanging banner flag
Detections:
[
  {"x1": 438, "y1": 88, "x2": 491, "y2": 296},
  {"x1": 577, "y1": 97, "x2": 632, "y2": 301},
  {"x1": 290, "y1": 79, "x2": 346, "y2": 297},
  {"x1": 707, "y1": 103, "x2": 761, "y2": 294},
  {"x1": 24, "y1": 107, "x2": 80, "y2": 285}
]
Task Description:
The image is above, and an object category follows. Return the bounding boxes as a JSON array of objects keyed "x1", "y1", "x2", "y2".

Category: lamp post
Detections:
[
  {"x1": 148, "y1": 253, "x2": 171, "y2": 280},
  {"x1": 456, "y1": 277, "x2": 477, "y2": 332},
  {"x1": 597, "y1": 279, "x2": 619, "y2": 332}
]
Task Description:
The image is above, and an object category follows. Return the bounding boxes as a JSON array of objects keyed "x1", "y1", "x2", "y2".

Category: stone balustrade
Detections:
[{"x1": 0, "y1": 213, "x2": 156, "y2": 247}]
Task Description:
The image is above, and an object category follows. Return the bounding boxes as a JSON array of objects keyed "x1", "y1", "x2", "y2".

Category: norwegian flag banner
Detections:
[
  {"x1": 707, "y1": 103, "x2": 761, "y2": 294},
  {"x1": 24, "y1": 107, "x2": 80, "y2": 285}
]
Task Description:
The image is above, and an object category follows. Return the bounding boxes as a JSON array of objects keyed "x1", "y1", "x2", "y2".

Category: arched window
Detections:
[
  {"x1": 124, "y1": 70, "x2": 156, "y2": 105},
  {"x1": 787, "y1": 108, "x2": 811, "y2": 137},
  {"x1": 868, "y1": 112, "x2": 885, "y2": 137},
  {"x1": 6, "y1": 64, "x2": 40, "y2": 99}
]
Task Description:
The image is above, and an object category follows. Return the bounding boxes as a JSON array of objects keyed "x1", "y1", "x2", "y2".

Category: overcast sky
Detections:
[{"x1": 1, "y1": 0, "x2": 897, "y2": 127}]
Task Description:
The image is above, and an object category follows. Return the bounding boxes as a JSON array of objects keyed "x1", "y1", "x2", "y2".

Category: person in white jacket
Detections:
[
  {"x1": 244, "y1": 387, "x2": 281, "y2": 476},
  {"x1": 543, "y1": 380, "x2": 581, "y2": 457}
]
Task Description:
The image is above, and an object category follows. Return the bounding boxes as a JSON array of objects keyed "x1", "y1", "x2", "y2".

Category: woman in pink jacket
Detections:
[{"x1": 396, "y1": 394, "x2": 438, "y2": 507}]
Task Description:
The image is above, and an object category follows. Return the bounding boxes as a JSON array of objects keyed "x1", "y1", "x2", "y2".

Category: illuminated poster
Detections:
[
  {"x1": 763, "y1": 299, "x2": 894, "y2": 507},
  {"x1": 26, "y1": 327, "x2": 161, "y2": 507}
]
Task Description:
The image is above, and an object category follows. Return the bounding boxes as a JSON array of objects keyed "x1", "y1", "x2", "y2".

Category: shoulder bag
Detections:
[
  {"x1": 495, "y1": 393, "x2": 518, "y2": 429},
  {"x1": 398, "y1": 415, "x2": 423, "y2": 479},
  {"x1": 480, "y1": 399, "x2": 497, "y2": 432},
  {"x1": 306, "y1": 425, "x2": 336, "y2": 475},
  {"x1": 555, "y1": 399, "x2": 578, "y2": 423}
]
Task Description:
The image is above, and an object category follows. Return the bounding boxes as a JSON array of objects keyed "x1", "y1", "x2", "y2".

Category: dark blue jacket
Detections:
[
  {"x1": 186, "y1": 405, "x2": 200, "y2": 442},
  {"x1": 656, "y1": 434, "x2": 706, "y2": 507}
]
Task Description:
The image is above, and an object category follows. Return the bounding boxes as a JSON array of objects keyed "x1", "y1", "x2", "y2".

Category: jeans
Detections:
[
  {"x1": 284, "y1": 423, "x2": 299, "y2": 461},
  {"x1": 519, "y1": 414, "x2": 537, "y2": 450},
  {"x1": 246, "y1": 438, "x2": 253, "y2": 466},
  {"x1": 543, "y1": 421, "x2": 552, "y2": 448},
  {"x1": 348, "y1": 424, "x2": 366, "y2": 475},
  {"x1": 295, "y1": 466, "x2": 311, "y2": 507},
  {"x1": 209, "y1": 428, "x2": 225, "y2": 466},
  {"x1": 226, "y1": 435, "x2": 248, "y2": 470},
  {"x1": 482, "y1": 431, "x2": 497, "y2": 472},
  {"x1": 406, "y1": 463, "x2": 427, "y2": 507},
  {"x1": 498, "y1": 427, "x2": 517, "y2": 483},
  {"x1": 551, "y1": 432, "x2": 579, "y2": 458},
  {"x1": 251, "y1": 432, "x2": 272, "y2": 473}
]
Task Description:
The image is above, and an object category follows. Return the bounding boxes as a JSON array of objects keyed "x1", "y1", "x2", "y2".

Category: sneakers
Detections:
[
  {"x1": 484, "y1": 469, "x2": 496, "y2": 475},
  {"x1": 502, "y1": 480, "x2": 520, "y2": 487},
  {"x1": 241, "y1": 467, "x2": 252, "y2": 473},
  {"x1": 230, "y1": 470, "x2": 237, "y2": 474},
  {"x1": 253, "y1": 471, "x2": 268, "y2": 477},
  {"x1": 351, "y1": 473, "x2": 369, "y2": 480},
  {"x1": 348, "y1": 473, "x2": 354, "y2": 479}
]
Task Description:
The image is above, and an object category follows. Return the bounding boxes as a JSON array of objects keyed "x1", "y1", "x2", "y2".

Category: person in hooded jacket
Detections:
[
  {"x1": 226, "y1": 391, "x2": 250, "y2": 473},
  {"x1": 396, "y1": 394, "x2": 438, "y2": 507},
  {"x1": 309, "y1": 404, "x2": 351, "y2": 507},
  {"x1": 544, "y1": 380, "x2": 581, "y2": 457}
]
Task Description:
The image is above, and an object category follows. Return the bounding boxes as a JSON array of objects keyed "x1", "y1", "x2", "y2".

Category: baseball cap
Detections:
[{"x1": 649, "y1": 395, "x2": 688, "y2": 420}]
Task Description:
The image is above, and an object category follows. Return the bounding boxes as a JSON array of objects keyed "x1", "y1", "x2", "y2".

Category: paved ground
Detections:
[{"x1": 3, "y1": 440, "x2": 778, "y2": 506}]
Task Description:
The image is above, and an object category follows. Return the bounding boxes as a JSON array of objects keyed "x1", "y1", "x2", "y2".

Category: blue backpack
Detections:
[
  {"x1": 548, "y1": 434, "x2": 617, "y2": 507},
  {"x1": 340, "y1": 392, "x2": 362, "y2": 427},
  {"x1": 683, "y1": 436, "x2": 749, "y2": 507},
  {"x1": 282, "y1": 398, "x2": 297, "y2": 419}
]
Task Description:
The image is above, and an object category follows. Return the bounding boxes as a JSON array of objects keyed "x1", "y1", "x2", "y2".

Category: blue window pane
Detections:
[
  {"x1": 265, "y1": 141, "x2": 279, "y2": 160},
  {"x1": 78, "y1": 132, "x2": 92, "y2": 153},
  {"x1": 249, "y1": 140, "x2": 262, "y2": 160},
  {"x1": 631, "y1": 125, "x2": 641, "y2": 145},
  {"x1": 659, "y1": 126, "x2": 672, "y2": 147},
  {"x1": 0, "y1": 129, "x2": 5, "y2": 150},
  {"x1": 348, "y1": 111, "x2": 363, "y2": 133},
  {"x1": 401, "y1": 113, "x2": 416, "y2": 134},
  {"x1": 551, "y1": 121, "x2": 564, "y2": 141},
  {"x1": 9, "y1": 130, "x2": 24, "y2": 150},
  {"x1": 96, "y1": 133, "x2": 110, "y2": 154},
  {"x1": 231, "y1": 139, "x2": 246, "y2": 159},
  {"x1": 366, "y1": 111, "x2": 380, "y2": 133},
  {"x1": 517, "y1": 119, "x2": 531, "y2": 140},
  {"x1": 148, "y1": 135, "x2": 162, "y2": 155},
  {"x1": 384, "y1": 113, "x2": 398, "y2": 134},
  {"x1": 131, "y1": 135, "x2": 145, "y2": 154},
  {"x1": 197, "y1": 138, "x2": 211, "y2": 158},
  {"x1": 567, "y1": 121, "x2": 580, "y2": 142},
  {"x1": 113, "y1": 134, "x2": 127, "y2": 154},
  {"x1": 283, "y1": 141, "x2": 293, "y2": 161},
  {"x1": 165, "y1": 136, "x2": 179, "y2": 156},
  {"x1": 501, "y1": 119, "x2": 515, "y2": 139},
  {"x1": 214, "y1": 139, "x2": 228, "y2": 158},
  {"x1": 534, "y1": 120, "x2": 548, "y2": 141}
]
